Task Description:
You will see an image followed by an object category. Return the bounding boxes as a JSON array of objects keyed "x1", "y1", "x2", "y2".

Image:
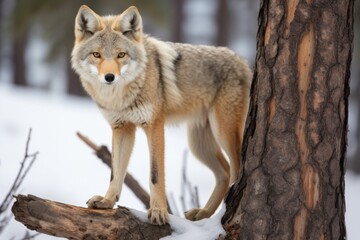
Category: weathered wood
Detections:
[
  {"x1": 222, "y1": 0, "x2": 353, "y2": 239},
  {"x1": 12, "y1": 195, "x2": 172, "y2": 240}
]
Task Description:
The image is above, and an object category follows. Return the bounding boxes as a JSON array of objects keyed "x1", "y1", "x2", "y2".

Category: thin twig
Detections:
[
  {"x1": 76, "y1": 132, "x2": 101, "y2": 152},
  {"x1": 0, "y1": 129, "x2": 39, "y2": 213},
  {"x1": 180, "y1": 149, "x2": 200, "y2": 214},
  {"x1": 0, "y1": 129, "x2": 39, "y2": 236},
  {"x1": 193, "y1": 186, "x2": 200, "y2": 209},
  {"x1": 180, "y1": 150, "x2": 188, "y2": 213},
  {"x1": 168, "y1": 192, "x2": 180, "y2": 217},
  {"x1": 14, "y1": 154, "x2": 37, "y2": 191},
  {"x1": 0, "y1": 214, "x2": 11, "y2": 233},
  {"x1": 19, "y1": 231, "x2": 40, "y2": 240}
]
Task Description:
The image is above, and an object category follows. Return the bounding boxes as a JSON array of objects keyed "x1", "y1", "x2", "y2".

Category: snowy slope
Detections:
[{"x1": 0, "y1": 85, "x2": 359, "y2": 239}]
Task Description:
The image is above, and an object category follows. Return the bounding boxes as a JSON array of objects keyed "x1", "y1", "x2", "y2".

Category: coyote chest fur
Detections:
[{"x1": 71, "y1": 5, "x2": 252, "y2": 225}]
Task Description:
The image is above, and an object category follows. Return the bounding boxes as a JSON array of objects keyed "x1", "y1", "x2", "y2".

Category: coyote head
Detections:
[{"x1": 71, "y1": 5, "x2": 147, "y2": 86}]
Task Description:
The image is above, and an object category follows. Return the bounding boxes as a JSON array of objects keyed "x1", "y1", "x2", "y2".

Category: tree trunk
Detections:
[
  {"x1": 172, "y1": 0, "x2": 185, "y2": 43},
  {"x1": 0, "y1": 0, "x2": 3, "y2": 69},
  {"x1": 222, "y1": 0, "x2": 353, "y2": 239},
  {"x1": 12, "y1": 195, "x2": 171, "y2": 239},
  {"x1": 216, "y1": 0, "x2": 229, "y2": 46},
  {"x1": 12, "y1": 30, "x2": 28, "y2": 86},
  {"x1": 66, "y1": 55, "x2": 86, "y2": 96}
]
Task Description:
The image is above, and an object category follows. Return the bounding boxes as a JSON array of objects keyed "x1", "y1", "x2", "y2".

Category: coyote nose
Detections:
[{"x1": 104, "y1": 73, "x2": 115, "y2": 83}]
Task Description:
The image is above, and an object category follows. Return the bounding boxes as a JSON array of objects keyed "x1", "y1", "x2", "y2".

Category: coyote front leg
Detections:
[
  {"x1": 143, "y1": 117, "x2": 168, "y2": 225},
  {"x1": 87, "y1": 124, "x2": 136, "y2": 209}
]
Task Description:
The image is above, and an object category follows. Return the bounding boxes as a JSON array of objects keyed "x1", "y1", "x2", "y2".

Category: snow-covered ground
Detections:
[{"x1": 0, "y1": 85, "x2": 359, "y2": 239}]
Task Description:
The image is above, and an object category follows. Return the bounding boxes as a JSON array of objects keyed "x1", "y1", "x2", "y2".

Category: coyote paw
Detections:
[
  {"x1": 185, "y1": 208, "x2": 211, "y2": 221},
  {"x1": 148, "y1": 207, "x2": 169, "y2": 225},
  {"x1": 86, "y1": 195, "x2": 115, "y2": 209}
]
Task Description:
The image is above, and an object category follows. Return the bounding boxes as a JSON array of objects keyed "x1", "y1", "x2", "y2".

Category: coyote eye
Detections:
[
  {"x1": 92, "y1": 52, "x2": 101, "y2": 58},
  {"x1": 117, "y1": 52, "x2": 126, "y2": 58}
]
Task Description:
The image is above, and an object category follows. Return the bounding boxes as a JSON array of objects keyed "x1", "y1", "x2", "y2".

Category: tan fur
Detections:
[
  {"x1": 98, "y1": 59, "x2": 119, "y2": 76},
  {"x1": 72, "y1": 5, "x2": 252, "y2": 225}
]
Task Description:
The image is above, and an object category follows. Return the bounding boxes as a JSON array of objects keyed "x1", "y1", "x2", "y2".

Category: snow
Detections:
[
  {"x1": 160, "y1": 206, "x2": 225, "y2": 240},
  {"x1": 129, "y1": 208, "x2": 149, "y2": 223},
  {"x1": 345, "y1": 172, "x2": 360, "y2": 239},
  {"x1": 129, "y1": 206, "x2": 225, "y2": 240},
  {"x1": 0, "y1": 84, "x2": 359, "y2": 239}
]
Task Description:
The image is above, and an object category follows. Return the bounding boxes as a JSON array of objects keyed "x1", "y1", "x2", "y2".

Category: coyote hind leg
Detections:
[{"x1": 185, "y1": 120, "x2": 230, "y2": 221}]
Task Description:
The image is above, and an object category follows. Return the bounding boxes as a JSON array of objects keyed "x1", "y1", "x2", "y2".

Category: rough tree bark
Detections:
[{"x1": 222, "y1": 0, "x2": 353, "y2": 239}]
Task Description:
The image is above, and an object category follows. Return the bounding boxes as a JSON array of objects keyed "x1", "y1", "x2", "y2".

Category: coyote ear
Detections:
[
  {"x1": 75, "y1": 5, "x2": 102, "y2": 42},
  {"x1": 115, "y1": 6, "x2": 143, "y2": 42}
]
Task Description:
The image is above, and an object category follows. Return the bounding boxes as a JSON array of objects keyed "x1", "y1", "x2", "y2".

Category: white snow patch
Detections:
[
  {"x1": 130, "y1": 206, "x2": 226, "y2": 240},
  {"x1": 161, "y1": 206, "x2": 226, "y2": 240},
  {"x1": 130, "y1": 208, "x2": 149, "y2": 223},
  {"x1": 345, "y1": 171, "x2": 360, "y2": 240}
]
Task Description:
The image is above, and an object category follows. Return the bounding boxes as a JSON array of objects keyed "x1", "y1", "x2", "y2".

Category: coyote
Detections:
[{"x1": 71, "y1": 5, "x2": 251, "y2": 225}]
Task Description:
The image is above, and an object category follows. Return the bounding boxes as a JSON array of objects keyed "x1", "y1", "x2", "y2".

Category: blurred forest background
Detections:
[{"x1": 0, "y1": 0, "x2": 359, "y2": 173}]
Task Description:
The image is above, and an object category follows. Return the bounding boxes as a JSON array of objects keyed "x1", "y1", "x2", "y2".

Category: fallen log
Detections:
[{"x1": 12, "y1": 194, "x2": 172, "y2": 239}]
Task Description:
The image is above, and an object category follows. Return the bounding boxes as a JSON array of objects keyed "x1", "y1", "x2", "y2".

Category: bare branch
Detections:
[
  {"x1": 193, "y1": 186, "x2": 200, "y2": 209},
  {"x1": 180, "y1": 150, "x2": 200, "y2": 214},
  {"x1": 76, "y1": 132, "x2": 101, "y2": 152},
  {"x1": 20, "y1": 231, "x2": 40, "y2": 240},
  {"x1": 0, "y1": 214, "x2": 12, "y2": 234},
  {"x1": 180, "y1": 151, "x2": 188, "y2": 213},
  {"x1": 167, "y1": 193, "x2": 180, "y2": 217},
  {"x1": 0, "y1": 129, "x2": 39, "y2": 234}
]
